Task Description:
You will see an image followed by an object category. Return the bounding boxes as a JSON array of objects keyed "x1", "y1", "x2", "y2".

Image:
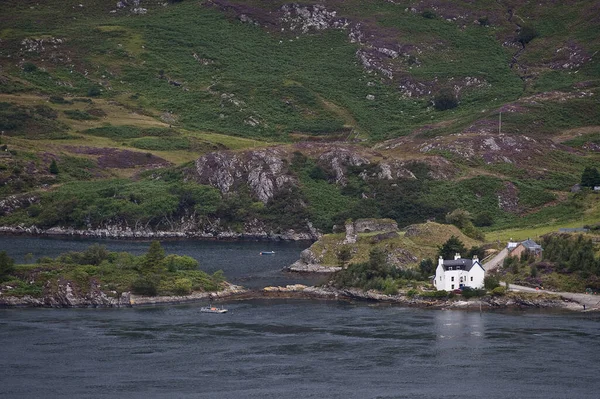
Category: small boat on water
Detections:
[
  {"x1": 201, "y1": 306, "x2": 228, "y2": 314},
  {"x1": 260, "y1": 251, "x2": 276, "y2": 255}
]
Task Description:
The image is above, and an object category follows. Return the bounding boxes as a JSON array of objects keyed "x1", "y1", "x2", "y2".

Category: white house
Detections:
[{"x1": 433, "y1": 253, "x2": 485, "y2": 291}]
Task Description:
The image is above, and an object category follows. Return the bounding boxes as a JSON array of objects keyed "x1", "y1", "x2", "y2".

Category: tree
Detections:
[
  {"x1": 0, "y1": 251, "x2": 15, "y2": 281},
  {"x1": 142, "y1": 240, "x2": 166, "y2": 275},
  {"x1": 438, "y1": 236, "x2": 467, "y2": 260},
  {"x1": 49, "y1": 159, "x2": 59, "y2": 175},
  {"x1": 419, "y1": 258, "x2": 435, "y2": 276},
  {"x1": 433, "y1": 88, "x2": 458, "y2": 111},
  {"x1": 581, "y1": 167, "x2": 600, "y2": 188}
]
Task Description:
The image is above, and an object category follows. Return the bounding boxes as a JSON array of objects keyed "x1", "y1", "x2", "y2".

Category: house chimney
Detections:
[
  {"x1": 438, "y1": 255, "x2": 443, "y2": 266},
  {"x1": 473, "y1": 255, "x2": 478, "y2": 262},
  {"x1": 454, "y1": 253, "x2": 461, "y2": 260}
]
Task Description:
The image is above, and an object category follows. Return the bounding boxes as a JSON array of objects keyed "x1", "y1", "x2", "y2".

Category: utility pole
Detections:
[{"x1": 499, "y1": 112, "x2": 502, "y2": 134}]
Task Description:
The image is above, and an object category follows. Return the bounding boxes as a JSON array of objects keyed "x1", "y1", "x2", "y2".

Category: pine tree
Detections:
[
  {"x1": 49, "y1": 159, "x2": 59, "y2": 175},
  {"x1": 580, "y1": 166, "x2": 600, "y2": 188}
]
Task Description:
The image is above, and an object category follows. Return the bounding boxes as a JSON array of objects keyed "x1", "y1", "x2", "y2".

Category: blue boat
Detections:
[{"x1": 260, "y1": 251, "x2": 276, "y2": 255}]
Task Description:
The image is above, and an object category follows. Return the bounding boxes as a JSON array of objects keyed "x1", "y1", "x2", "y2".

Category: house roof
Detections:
[
  {"x1": 521, "y1": 239, "x2": 542, "y2": 250},
  {"x1": 441, "y1": 259, "x2": 480, "y2": 272}
]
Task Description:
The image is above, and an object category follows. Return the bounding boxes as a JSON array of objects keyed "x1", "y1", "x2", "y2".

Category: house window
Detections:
[
  {"x1": 470, "y1": 277, "x2": 473, "y2": 281},
  {"x1": 451, "y1": 277, "x2": 454, "y2": 281},
  {"x1": 451, "y1": 284, "x2": 454, "y2": 289}
]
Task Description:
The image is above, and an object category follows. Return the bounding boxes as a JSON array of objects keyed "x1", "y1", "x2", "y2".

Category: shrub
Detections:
[
  {"x1": 64, "y1": 110, "x2": 97, "y2": 120},
  {"x1": 49, "y1": 96, "x2": 70, "y2": 104},
  {"x1": 22, "y1": 62, "x2": 37, "y2": 72},
  {"x1": 433, "y1": 88, "x2": 458, "y2": 111},
  {"x1": 164, "y1": 255, "x2": 199, "y2": 271},
  {"x1": 49, "y1": 159, "x2": 59, "y2": 174},
  {"x1": 462, "y1": 288, "x2": 486, "y2": 298},
  {"x1": 484, "y1": 275, "x2": 500, "y2": 290},
  {"x1": 173, "y1": 278, "x2": 193, "y2": 295},
  {"x1": 474, "y1": 211, "x2": 494, "y2": 227},
  {"x1": 406, "y1": 288, "x2": 418, "y2": 297},
  {"x1": 421, "y1": 10, "x2": 436, "y2": 19},
  {"x1": 517, "y1": 25, "x2": 538, "y2": 44},
  {"x1": 478, "y1": 16, "x2": 489, "y2": 26},
  {"x1": 131, "y1": 276, "x2": 158, "y2": 296},
  {"x1": 0, "y1": 251, "x2": 15, "y2": 281},
  {"x1": 491, "y1": 286, "x2": 507, "y2": 296},
  {"x1": 87, "y1": 86, "x2": 102, "y2": 97}
]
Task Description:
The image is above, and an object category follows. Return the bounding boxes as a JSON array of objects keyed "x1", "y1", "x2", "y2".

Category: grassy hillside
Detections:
[{"x1": 1, "y1": 0, "x2": 599, "y2": 236}]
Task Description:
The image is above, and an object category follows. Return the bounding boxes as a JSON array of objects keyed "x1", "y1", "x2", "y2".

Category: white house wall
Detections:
[{"x1": 434, "y1": 262, "x2": 485, "y2": 291}]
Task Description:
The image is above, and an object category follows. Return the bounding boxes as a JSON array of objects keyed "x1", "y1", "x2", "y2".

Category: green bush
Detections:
[
  {"x1": 491, "y1": 286, "x2": 506, "y2": 296},
  {"x1": 517, "y1": 25, "x2": 538, "y2": 44},
  {"x1": 22, "y1": 62, "x2": 37, "y2": 72},
  {"x1": 64, "y1": 110, "x2": 97, "y2": 120},
  {"x1": 433, "y1": 88, "x2": 458, "y2": 111},
  {"x1": 131, "y1": 276, "x2": 158, "y2": 296},
  {"x1": 421, "y1": 10, "x2": 436, "y2": 19},
  {"x1": 173, "y1": 278, "x2": 193, "y2": 295},
  {"x1": 164, "y1": 254, "x2": 199, "y2": 271},
  {"x1": 484, "y1": 275, "x2": 500, "y2": 290}
]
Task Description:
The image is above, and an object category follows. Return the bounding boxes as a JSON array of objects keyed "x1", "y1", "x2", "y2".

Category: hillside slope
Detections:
[{"x1": 1, "y1": 0, "x2": 599, "y2": 237}]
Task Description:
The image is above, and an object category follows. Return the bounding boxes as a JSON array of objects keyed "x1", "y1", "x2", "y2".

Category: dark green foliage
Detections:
[
  {"x1": 22, "y1": 62, "x2": 37, "y2": 72},
  {"x1": 581, "y1": 167, "x2": 600, "y2": 188},
  {"x1": 503, "y1": 255, "x2": 521, "y2": 274},
  {"x1": 164, "y1": 255, "x2": 199, "y2": 272},
  {"x1": 0, "y1": 251, "x2": 15, "y2": 281},
  {"x1": 419, "y1": 258, "x2": 435, "y2": 276},
  {"x1": 333, "y1": 248, "x2": 422, "y2": 292},
  {"x1": 433, "y1": 88, "x2": 458, "y2": 111},
  {"x1": 461, "y1": 287, "x2": 486, "y2": 298},
  {"x1": 530, "y1": 264, "x2": 538, "y2": 277},
  {"x1": 478, "y1": 17, "x2": 489, "y2": 26},
  {"x1": 337, "y1": 245, "x2": 352, "y2": 267},
  {"x1": 56, "y1": 244, "x2": 110, "y2": 266},
  {"x1": 49, "y1": 96, "x2": 71, "y2": 104},
  {"x1": 421, "y1": 10, "x2": 436, "y2": 19},
  {"x1": 541, "y1": 234, "x2": 600, "y2": 276},
  {"x1": 64, "y1": 110, "x2": 97, "y2": 120},
  {"x1": 474, "y1": 211, "x2": 494, "y2": 227},
  {"x1": 142, "y1": 241, "x2": 166, "y2": 275},
  {"x1": 517, "y1": 25, "x2": 538, "y2": 44},
  {"x1": 49, "y1": 159, "x2": 59, "y2": 175},
  {"x1": 438, "y1": 236, "x2": 467, "y2": 260},
  {"x1": 6, "y1": 244, "x2": 224, "y2": 298},
  {"x1": 484, "y1": 275, "x2": 500, "y2": 290},
  {"x1": 131, "y1": 276, "x2": 158, "y2": 296},
  {"x1": 87, "y1": 86, "x2": 101, "y2": 97}
]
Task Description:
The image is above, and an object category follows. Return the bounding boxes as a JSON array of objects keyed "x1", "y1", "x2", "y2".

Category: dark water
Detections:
[
  {"x1": 0, "y1": 236, "x2": 316, "y2": 288},
  {"x1": 1, "y1": 303, "x2": 599, "y2": 398},
  {"x1": 1, "y1": 236, "x2": 600, "y2": 398}
]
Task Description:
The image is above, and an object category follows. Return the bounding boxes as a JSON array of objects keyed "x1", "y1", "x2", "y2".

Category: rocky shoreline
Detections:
[
  {"x1": 0, "y1": 225, "x2": 317, "y2": 241},
  {"x1": 0, "y1": 283, "x2": 589, "y2": 311}
]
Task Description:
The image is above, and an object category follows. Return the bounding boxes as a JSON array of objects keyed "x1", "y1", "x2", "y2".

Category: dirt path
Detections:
[
  {"x1": 503, "y1": 282, "x2": 600, "y2": 311},
  {"x1": 482, "y1": 248, "x2": 508, "y2": 272}
]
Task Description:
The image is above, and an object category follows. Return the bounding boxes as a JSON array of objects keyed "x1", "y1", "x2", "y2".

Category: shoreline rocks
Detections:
[{"x1": 0, "y1": 225, "x2": 316, "y2": 241}]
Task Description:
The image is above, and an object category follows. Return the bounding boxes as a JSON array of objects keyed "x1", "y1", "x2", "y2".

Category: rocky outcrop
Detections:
[
  {"x1": 317, "y1": 147, "x2": 369, "y2": 184},
  {"x1": 0, "y1": 282, "x2": 247, "y2": 308},
  {"x1": 0, "y1": 194, "x2": 40, "y2": 216},
  {"x1": 0, "y1": 280, "x2": 130, "y2": 308},
  {"x1": 286, "y1": 248, "x2": 341, "y2": 273},
  {"x1": 194, "y1": 148, "x2": 296, "y2": 203}
]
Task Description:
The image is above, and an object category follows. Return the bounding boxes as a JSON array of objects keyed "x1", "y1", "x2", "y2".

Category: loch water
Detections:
[{"x1": 1, "y1": 236, "x2": 600, "y2": 399}]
